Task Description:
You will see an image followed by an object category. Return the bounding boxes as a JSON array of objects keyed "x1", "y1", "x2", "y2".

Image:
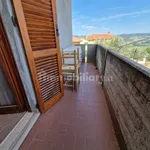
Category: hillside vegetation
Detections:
[{"x1": 92, "y1": 33, "x2": 150, "y2": 69}]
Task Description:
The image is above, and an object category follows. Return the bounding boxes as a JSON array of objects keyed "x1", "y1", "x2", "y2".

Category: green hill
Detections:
[{"x1": 119, "y1": 33, "x2": 150, "y2": 46}]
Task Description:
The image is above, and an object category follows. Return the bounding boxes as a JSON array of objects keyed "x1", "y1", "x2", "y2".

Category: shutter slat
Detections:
[
  {"x1": 23, "y1": 7, "x2": 53, "y2": 18},
  {"x1": 31, "y1": 39, "x2": 56, "y2": 43},
  {"x1": 42, "y1": 88, "x2": 60, "y2": 100},
  {"x1": 35, "y1": 55, "x2": 57, "y2": 63},
  {"x1": 26, "y1": 18, "x2": 53, "y2": 25},
  {"x1": 35, "y1": 58, "x2": 57, "y2": 67},
  {"x1": 21, "y1": 0, "x2": 51, "y2": 10},
  {"x1": 37, "y1": 67, "x2": 59, "y2": 78},
  {"x1": 38, "y1": 68, "x2": 59, "y2": 81},
  {"x1": 39, "y1": 75, "x2": 60, "y2": 88},
  {"x1": 42, "y1": 88, "x2": 61, "y2": 102},
  {"x1": 21, "y1": 0, "x2": 56, "y2": 51},
  {"x1": 21, "y1": 0, "x2": 51, "y2": 6},
  {"x1": 39, "y1": 74, "x2": 59, "y2": 88},
  {"x1": 36, "y1": 62, "x2": 58, "y2": 70},
  {"x1": 35, "y1": 54, "x2": 61, "y2": 103},
  {"x1": 24, "y1": 13, "x2": 53, "y2": 22},
  {"x1": 22, "y1": 1, "x2": 52, "y2": 12},
  {"x1": 32, "y1": 45, "x2": 56, "y2": 51},
  {"x1": 41, "y1": 82, "x2": 60, "y2": 96},
  {"x1": 31, "y1": 42, "x2": 56, "y2": 48},
  {"x1": 27, "y1": 24, "x2": 54, "y2": 30},
  {"x1": 28, "y1": 27, "x2": 54, "y2": 32},
  {"x1": 36, "y1": 60, "x2": 57, "y2": 69}
]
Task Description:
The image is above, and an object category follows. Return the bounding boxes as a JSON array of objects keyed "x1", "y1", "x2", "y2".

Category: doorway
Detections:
[
  {"x1": 0, "y1": 15, "x2": 30, "y2": 144},
  {"x1": 0, "y1": 15, "x2": 29, "y2": 114}
]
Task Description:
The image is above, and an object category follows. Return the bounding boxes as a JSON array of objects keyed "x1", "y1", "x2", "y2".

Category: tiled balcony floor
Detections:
[
  {"x1": 20, "y1": 63, "x2": 120, "y2": 150},
  {"x1": 0, "y1": 112, "x2": 25, "y2": 144}
]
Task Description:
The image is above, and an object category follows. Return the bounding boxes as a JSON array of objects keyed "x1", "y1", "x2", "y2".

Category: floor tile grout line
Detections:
[
  {"x1": 27, "y1": 128, "x2": 40, "y2": 150},
  {"x1": 72, "y1": 133, "x2": 77, "y2": 150}
]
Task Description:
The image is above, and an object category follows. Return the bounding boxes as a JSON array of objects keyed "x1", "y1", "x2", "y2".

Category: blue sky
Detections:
[{"x1": 72, "y1": 0, "x2": 150, "y2": 35}]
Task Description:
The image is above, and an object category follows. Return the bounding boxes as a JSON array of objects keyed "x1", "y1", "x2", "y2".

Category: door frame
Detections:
[{"x1": 0, "y1": 15, "x2": 31, "y2": 114}]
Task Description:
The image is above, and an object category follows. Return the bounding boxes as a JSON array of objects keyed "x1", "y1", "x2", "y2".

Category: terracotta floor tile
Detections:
[
  {"x1": 49, "y1": 119, "x2": 60, "y2": 132},
  {"x1": 70, "y1": 117, "x2": 88, "y2": 128},
  {"x1": 58, "y1": 123, "x2": 73, "y2": 134},
  {"x1": 63, "y1": 134, "x2": 75, "y2": 150},
  {"x1": 19, "y1": 63, "x2": 119, "y2": 150},
  {"x1": 73, "y1": 125, "x2": 87, "y2": 137},
  {"x1": 86, "y1": 137, "x2": 102, "y2": 150},
  {"x1": 74, "y1": 136, "x2": 87, "y2": 150},
  {"x1": 28, "y1": 140, "x2": 53, "y2": 150}
]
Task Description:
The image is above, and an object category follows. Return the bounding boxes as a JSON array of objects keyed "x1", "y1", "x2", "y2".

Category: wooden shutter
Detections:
[{"x1": 13, "y1": 0, "x2": 64, "y2": 113}]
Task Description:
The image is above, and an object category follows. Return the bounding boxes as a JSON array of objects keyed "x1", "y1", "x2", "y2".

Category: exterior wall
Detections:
[
  {"x1": 80, "y1": 39, "x2": 88, "y2": 44},
  {"x1": 56, "y1": 0, "x2": 72, "y2": 50},
  {"x1": 75, "y1": 44, "x2": 86, "y2": 63},
  {"x1": 0, "y1": 0, "x2": 38, "y2": 112},
  {"x1": 73, "y1": 42, "x2": 80, "y2": 45},
  {"x1": 76, "y1": 44, "x2": 97, "y2": 63},
  {"x1": 88, "y1": 40, "x2": 95, "y2": 44},
  {"x1": 87, "y1": 44, "x2": 97, "y2": 63},
  {"x1": 97, "y1": 45, "x2": 150, "y2": 150}
]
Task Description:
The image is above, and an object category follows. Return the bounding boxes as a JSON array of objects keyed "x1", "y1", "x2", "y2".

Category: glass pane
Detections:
[{"x1": 0, "y1": 67, "x2": 16, "y2": 106}]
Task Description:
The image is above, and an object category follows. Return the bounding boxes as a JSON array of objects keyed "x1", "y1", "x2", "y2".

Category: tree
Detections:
[
  {"x1": 93, "y1": 39, "x2": 105, "y2": 45},
  {"x1": 145, "y1": 48, "x2": 150, "y2": 61},
  {"x1": 108, "y1": 36, "x2": 125, "y2": 49},
  {"x1": 93, "y1": 36, "x2": 126, "y2": 50},
  {"x1": 145, "y1": 48, "x2": 150, "y2": 54}
]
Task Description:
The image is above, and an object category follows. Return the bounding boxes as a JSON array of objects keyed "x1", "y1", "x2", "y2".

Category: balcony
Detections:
[{"x1": 19, "y1": 44, "x2": 150, "y2": 150}]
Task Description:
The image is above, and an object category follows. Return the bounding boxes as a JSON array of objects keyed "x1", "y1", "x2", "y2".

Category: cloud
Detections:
[
  {"x1": 101, "y1": 26, "x2": 110, "y2": 31},
  {"x1": 136, "y1": 22, "x2": 146, "y2": 25},
  {"x1": 108, "y1": 6, "x2": 134, "y2": 10},
  {"x1": 81, "y1": 25, "x2": 97, "y2": 29},
  {"x1": 92, "y1": 9, "x2": 150, "y2": 22},
  {"x1": 73, "y1": 13, "x2": 89, "y2": 20},
  {"x1": 78, "y1": 15, "x2": 88, "y2": 19}
]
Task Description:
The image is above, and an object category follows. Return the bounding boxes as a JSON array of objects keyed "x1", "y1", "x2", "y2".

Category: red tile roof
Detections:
[
  {"x1": 87, "y1": 33, "x2": 114, "y2": 41},
  {"x1": 72, "y1": 37, "x2": 82, "y2": 43}
]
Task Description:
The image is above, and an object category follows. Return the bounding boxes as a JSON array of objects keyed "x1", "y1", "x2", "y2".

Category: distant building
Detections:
[
  {"x1": 72, "y1": 36, "x2": 82, "y2": 45},
  {"x1": 86, "y1": 33, "x2": 114, "y2": 44},
  {"x1": 80, "y1": 39, "x2": 89, "y2": 45}
]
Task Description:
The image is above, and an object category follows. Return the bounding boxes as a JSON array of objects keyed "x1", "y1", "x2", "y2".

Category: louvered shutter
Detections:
[{"x1": 13, "y1": 0, "x2": 64, "y2": 113}]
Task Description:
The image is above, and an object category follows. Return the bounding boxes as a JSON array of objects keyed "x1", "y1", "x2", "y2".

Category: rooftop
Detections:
[
  {"x1": 87, "y1": 33, "x2": 114, "y2": 41},
  {"x1": 72, "y1": 36, "x2": 82, "y2": 43}
]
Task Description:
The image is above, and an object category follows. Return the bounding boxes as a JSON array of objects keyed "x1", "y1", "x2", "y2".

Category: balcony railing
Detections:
[{"x1": 76, "y1": 44, "x2": 150, "y2": 150}]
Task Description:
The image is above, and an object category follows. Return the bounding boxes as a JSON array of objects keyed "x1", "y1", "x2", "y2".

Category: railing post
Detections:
[{"x1": 102, "y1": 48, "x2": 108, "y2": 87}]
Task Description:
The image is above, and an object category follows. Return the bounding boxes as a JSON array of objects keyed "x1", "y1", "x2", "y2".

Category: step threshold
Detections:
[{"x1": 0, "y1": 112, "x2": 40, "y2": 150}]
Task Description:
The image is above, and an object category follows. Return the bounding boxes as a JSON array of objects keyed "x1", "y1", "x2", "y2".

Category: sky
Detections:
[{"x1": 72, "y1": 0, "x2": 150, "y2": 35}]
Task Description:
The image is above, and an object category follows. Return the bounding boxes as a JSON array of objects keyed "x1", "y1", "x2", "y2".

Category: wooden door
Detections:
[
  {"x1": 13, "y1": 0, "x2": 64, "y2": 113},
  {"x1": 0, "y1": 15, "x2": 28, "y2": 114}
]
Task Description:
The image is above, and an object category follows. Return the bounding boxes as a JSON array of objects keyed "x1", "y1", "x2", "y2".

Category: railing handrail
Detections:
[
  {"x1": 98, "y1": 44, "x2": 150, "y2": 78},
  {"x1": 76, "y1": 43, "x2": 150, "y2": 78}
]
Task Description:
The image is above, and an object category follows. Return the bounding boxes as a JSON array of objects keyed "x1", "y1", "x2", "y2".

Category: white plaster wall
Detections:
[
  {"x1": 0, "y1": 0, "x2": 38, "y2": 112},
  {"x1": 56, "y1": 0, "x2": 72, "y2": 50}
]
